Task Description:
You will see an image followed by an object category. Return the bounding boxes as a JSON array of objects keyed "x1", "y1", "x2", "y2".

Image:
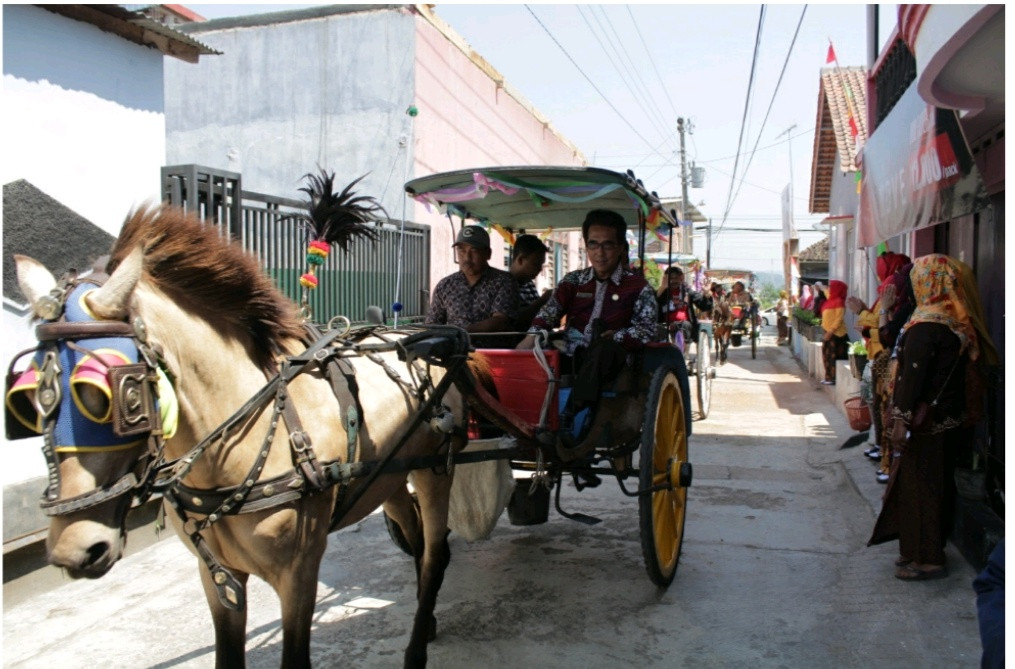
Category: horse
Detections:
[
  {"x1": 710, "y1": 292, "x2": 732, "y2": 364},
  {"x1": 11, "y1": 198, "x2": 493, "y2": 668}
]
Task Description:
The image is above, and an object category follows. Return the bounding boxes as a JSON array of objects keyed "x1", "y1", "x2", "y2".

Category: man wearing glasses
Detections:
[
  {"x1": 517, "y1": 209, "x2": 656, "y2": 354},
  {"x1": 517, "y1": 210, "x2": 656, "y2": 472}
]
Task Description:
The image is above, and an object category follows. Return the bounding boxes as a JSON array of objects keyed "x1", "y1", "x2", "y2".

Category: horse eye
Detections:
[{"x1": 73, "y1": 382, "x2": 112, "y2": 423}]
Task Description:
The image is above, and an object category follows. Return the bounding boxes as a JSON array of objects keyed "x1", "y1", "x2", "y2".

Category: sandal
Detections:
[
  {"x1": 895, "y1": 564, "x2": 948, "y2": 581},
  {"x1": 894, "y1": 556, "x2": 911, "y2": 567}
]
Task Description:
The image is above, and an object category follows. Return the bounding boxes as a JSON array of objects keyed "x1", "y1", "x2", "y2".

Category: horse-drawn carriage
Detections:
[
  {"x1": 705, "y1": 268, "x2": 761, "y2": 361},
  {"x1": 7, "y1": 166, "x2": 693, "y2": 668}
]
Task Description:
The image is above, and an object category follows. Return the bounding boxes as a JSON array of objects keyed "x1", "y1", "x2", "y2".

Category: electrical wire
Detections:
[
  {"x1": 728, "y1": 6, "x2": 808, "y2": 213},
  {"x1": 592, "y1": 5, "x2": 675, "y2": 151},
  {"x1": 523, "y1": 4, "x2": 671, "y2": 165},
  {"x1": 577, "y1": 6, "x2": 672, "y2": 151},
  {"x1": 716, "y1": 5, "x2": 767, "y2": 241}
]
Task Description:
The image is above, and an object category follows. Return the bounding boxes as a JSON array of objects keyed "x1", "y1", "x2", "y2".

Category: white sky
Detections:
[{"x1": 188, "y1": 3, "x2": 899, "y2": 275}]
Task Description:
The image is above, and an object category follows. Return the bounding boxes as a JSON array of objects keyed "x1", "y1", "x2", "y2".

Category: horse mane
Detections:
[{"x1": 107, "y1": 204, "x2": 304, "y2": 372}]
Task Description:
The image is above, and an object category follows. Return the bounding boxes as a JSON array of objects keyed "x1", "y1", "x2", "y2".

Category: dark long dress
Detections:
[{"x1": 868, "y1": 322, "x2": 967, "y2": 565}]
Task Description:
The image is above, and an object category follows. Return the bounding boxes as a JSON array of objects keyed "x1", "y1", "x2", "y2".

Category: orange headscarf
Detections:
[{"x1": 905, "y1": 254, "x2": 990, "y2": 362}]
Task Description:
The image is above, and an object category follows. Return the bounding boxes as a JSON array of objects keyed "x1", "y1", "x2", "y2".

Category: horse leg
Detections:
[
  {"x1": 383, "y1": 484, "x2": 424, "y2": 559},
  {"x1": 277, "y1": 549, "x2": 326, "y2": 669},
  {"x1": 199, "y1": 564, "x2": 250, "y2": 669},
  {"x1": 402, "y1": 470, "x2": 454, "y2": 669}
]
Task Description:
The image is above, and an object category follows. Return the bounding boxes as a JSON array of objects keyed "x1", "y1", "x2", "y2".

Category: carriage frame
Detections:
[{"x1": 399, "y1": 165, "x2": 695, "y2": 586}]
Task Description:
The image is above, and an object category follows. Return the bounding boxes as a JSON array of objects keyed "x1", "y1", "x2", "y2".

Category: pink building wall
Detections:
[{"x1": 411, "y1": 9, "x2": 587, "y2": 289}]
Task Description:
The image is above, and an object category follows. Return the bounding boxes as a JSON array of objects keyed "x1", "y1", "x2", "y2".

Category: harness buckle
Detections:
[{"x1": 36, "y1": 350, "x2": 62, "y2": 419}]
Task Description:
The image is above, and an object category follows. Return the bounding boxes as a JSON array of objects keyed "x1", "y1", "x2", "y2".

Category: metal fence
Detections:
[{"x1": 162, "y1": 165, "x2": 430, "y2": 324}]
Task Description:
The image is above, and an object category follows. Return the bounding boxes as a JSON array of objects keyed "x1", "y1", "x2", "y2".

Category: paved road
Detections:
[{"x1": 2, "y1": 333, "x2": 983, "y2": 668}]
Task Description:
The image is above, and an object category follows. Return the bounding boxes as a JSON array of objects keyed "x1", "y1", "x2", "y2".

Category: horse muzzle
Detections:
[{"x1": 46, "y1": 514, "x2": 127, "y2": 578}]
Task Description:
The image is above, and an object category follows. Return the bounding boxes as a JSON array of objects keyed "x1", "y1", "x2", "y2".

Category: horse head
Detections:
[{"x1": 12, "y1": 249, "x2": 155, "y2": 577}]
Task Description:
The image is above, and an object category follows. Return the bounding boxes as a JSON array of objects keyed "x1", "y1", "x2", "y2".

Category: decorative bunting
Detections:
[{"x1": 491, "y1": 223, "x2": 515, "y2": 245}]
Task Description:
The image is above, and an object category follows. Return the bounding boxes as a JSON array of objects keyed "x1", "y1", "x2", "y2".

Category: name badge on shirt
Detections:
[{"x1": 577, "y1": 292, "x2": 594, "y2": 298}]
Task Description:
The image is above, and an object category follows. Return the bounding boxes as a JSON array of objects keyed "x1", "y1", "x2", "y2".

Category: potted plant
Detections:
[
  {"x1": 848, "y1": 340, "x2": 867, "y2": 379},
  {"x1": 792, "y1": 306, "x2": 822, "y2": 340}
]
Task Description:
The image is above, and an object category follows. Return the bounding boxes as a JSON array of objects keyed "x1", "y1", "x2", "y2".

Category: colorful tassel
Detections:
[{"x1": 300, "y1": 272, "x2": 319, "y2": 289}]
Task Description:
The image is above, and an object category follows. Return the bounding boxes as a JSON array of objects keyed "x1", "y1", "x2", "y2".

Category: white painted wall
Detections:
[{"x1": 2, "y1": 5, "x2": 166, "y2": 236}]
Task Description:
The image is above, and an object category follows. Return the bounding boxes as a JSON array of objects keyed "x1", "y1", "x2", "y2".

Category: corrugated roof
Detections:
[
  {"x1": 798, "y1": 236, "x2": 829, "y2": 263},
  {"x1": 39, "y1": 5, "x2": 220, "y2": 62},
  {"x1": 808, "y1": 66, "x2": 868, "y2": 213}
]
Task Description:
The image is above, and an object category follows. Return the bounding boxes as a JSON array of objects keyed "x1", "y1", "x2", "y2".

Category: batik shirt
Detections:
[
  {"x1": 529, "y1": 264, "x2": 656, "y2": 354},
  {"x1": 517, "y1": 278, "x2": 541, "y2": 307},
  {"x1": 425, "y1": 267, "x2": 517, "y2": 329}
]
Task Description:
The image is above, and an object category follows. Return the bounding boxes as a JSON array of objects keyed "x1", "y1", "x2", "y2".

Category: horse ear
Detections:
[
  {"x1": 86, "y1": 246, "x2": 143, "y2": 320},
  {"x1": 14, "y1": 255, "x2": 58, "y2": 316}
]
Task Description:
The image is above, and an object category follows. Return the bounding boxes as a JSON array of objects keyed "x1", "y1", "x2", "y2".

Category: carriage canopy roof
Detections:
[{"x1": 404, "y1": 166, "x2": 678, "y2": 233}]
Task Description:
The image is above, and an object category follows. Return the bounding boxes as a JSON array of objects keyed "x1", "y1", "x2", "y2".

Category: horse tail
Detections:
[{"x1": 466, "y1": 351, "x2": 499, "y2": 400}]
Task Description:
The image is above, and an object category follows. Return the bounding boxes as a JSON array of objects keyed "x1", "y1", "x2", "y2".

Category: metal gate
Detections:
[{"x1": 162, "y1": 165, "x2": 430, "y2": 324}]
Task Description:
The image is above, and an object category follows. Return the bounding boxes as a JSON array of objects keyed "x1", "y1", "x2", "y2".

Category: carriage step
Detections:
[{"x1": 562, "y1": 511, "x2": 601, "y2": 526}]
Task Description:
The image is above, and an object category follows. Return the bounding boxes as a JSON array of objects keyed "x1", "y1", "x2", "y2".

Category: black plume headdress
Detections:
[{"x1": 286, "y1": 168, "x2": 385, "y2": 252}]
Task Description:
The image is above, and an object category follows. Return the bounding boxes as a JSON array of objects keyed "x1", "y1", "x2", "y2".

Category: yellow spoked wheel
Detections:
[{"x1": 638, "y1": 366, "x2": 690, "y2": 587}]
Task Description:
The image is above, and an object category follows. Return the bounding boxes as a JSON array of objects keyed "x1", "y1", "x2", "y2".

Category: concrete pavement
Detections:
[{"x1": 2, "y1": 327, "x2": 984, "y2": 667}]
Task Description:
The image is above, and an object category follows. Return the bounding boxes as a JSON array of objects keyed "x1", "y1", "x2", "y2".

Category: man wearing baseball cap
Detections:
[{"x1": 425, "y1": 225, "x2": 517, "y2": 333}]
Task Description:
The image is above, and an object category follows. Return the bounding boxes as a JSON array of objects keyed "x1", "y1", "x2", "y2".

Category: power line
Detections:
[
  {"x1": 729, "y1": 5, "x2": 808, "y2": 212},
  {"x1": 577, "y1": 6, "x2": 672, "y2": 154},
  {"x1": 717, "y1": 5, "x2": 766, "y2": 240},
  {"x1": 524, "y1": 5, "x2": 670, "y2": 165}
]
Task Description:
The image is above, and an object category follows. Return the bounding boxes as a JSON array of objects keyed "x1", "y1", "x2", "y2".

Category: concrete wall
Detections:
[
  {"x1": 2, "y1": 4, "x2": 166, "y2": 235},
  {"x1": 165, "y1": 7, "x2": 417, "y2": 211},
  {"x1": 411, "y1": 9, "x2": 586, "y2": 284},
  {"x1": 164, "y1": 6, "x2": 588, "y2": 292}
]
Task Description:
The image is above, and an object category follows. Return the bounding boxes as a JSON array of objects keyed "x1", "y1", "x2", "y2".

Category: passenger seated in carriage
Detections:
[
  {"x1": 516, "y1": 209, "x2": 657, "y2": 454},
  {"x1": 656, "y1": 266, "x2": 711, "y2": 353},
  {"x1": 508, "y1": 234, "x2": 552, "y2": 331},
  {"x1": 727, "y1": 280, "x2": 757, "y2": 328},
  {"x1": 425, "y1": 225, "x2": 518, "y2": 333}
]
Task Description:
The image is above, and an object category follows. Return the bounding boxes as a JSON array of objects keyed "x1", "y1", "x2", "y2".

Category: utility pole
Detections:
[
  {"x1": 776, "y1": 124, "x2": 796, "y2": 196},
  {"x1": 677, "y1": 117, "x2": 691, "y2": 254},
  {"x1": 706, "y1": 218, "x2": 712, "y2": 268}
]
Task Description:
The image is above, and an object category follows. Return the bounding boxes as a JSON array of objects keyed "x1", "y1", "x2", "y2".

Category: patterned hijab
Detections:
[
  {"x1": 954, "y1": 258, "x2": 999, "y2": 366},
  {"x1": 906, "y1": 254, "x2": 992, "y2": 362}
]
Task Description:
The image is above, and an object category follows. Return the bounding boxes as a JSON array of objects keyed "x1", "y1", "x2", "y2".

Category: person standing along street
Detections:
[
  {"x1": 868, "y1": 254, "x2": 997, "y2": 581},
  {"x1": 847, "y1": 251, "x2": 911, "y2": 482},
  {"x1": 776, "y1": 290, "x2": 791, "y2": 345},
  {"x1": 508, "y1": 234, "x2": 551, "y2": 331},
  {"x1": 425, "y1": 225, "x2": 517, "y2": 333},
  {"x1": 819, "y1": 279, "x2": 848, "y2": 385}
]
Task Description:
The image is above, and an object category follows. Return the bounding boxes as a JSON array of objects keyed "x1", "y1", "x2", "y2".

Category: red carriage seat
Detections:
[{"x1": 471, "y1": 349, "x2": 561, "y2": 434}]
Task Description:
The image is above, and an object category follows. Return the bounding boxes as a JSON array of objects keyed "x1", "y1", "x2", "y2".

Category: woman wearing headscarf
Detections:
[
  {"x1": 868, "y1": 255, "x2": 997, "y2": 580},
  {"x1": 775, "y1": 290, "x2": 791, "y2": 345},
  {"x1": 819, "y1": 280, "x2": 849, "y2": 385},
  {"x1": 847, "y1": 251, "x2": 911, "y2": 481},
  {"x1": 799, "y1": 284, "x2": 814, "y2": 311}
]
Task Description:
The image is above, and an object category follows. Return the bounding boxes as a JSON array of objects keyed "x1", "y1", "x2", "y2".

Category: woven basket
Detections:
[{"x1": 844, "y1": 397, "x2": 872, "y2": 431}]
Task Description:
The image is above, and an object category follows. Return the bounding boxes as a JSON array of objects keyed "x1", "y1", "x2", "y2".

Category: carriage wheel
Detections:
[
  {"x1": 751, "y1": 324, "x2": 758, "y2": 359},
  {"x1": 638, "y1": 365, "x2": 690, "y2": 587},
  {"x1": 695, "y1": 329, "x2": 713, "y2": 420}
]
